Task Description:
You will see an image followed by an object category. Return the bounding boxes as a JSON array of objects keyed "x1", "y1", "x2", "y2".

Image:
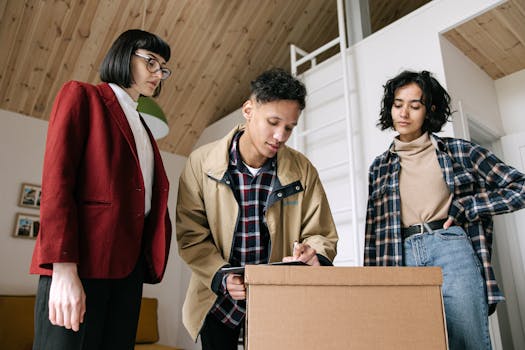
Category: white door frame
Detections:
[{"x1": 456, "y1": 100, "x2": 505, "y2": 350}]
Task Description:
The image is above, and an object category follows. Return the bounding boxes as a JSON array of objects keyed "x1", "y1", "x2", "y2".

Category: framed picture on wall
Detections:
[
  {"x1": 18, "y1": 183, "x2": 41, "y2": 209},
  {"x1": 13, "y1": 213, "x2": 40, "y2": 239}
]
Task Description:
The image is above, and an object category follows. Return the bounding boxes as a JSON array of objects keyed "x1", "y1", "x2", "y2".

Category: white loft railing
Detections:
[{"x1": 290, "y1": 0, "x2": 361, "y2": 265}]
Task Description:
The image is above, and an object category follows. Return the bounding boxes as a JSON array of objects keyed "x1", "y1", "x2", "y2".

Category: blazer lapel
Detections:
[
  {"x1": 97, "y1": 83, "x2": 140, "y2": 164},
  {"x1": 139, "y1": 115, "x2": 169, "y2": 191}
]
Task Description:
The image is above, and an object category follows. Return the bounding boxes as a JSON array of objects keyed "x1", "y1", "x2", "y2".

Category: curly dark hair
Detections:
[
  {"x1": 250, "y1": 68, "x2": 306, "y2": 110},
  {"x1": 378, "y1": 70, "x2": 452, "y2": 133}
]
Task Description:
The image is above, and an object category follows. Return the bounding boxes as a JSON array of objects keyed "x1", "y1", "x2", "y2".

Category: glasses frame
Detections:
[{"x1": 134, "y1": 52, "x2": 171, "y2": 80}]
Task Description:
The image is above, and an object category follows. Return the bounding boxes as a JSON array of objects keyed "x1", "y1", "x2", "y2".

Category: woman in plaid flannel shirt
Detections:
[{"x1": 365, "y1": 70, "x2": 525, "y2": 350}]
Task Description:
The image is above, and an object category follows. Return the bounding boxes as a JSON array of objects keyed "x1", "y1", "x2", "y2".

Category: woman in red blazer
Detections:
[{"x1": 30, "y1": 29, "x2": 172, "y2": 349}]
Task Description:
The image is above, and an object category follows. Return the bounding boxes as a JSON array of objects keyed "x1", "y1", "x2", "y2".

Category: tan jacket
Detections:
[{"x1": 176, "y1": 125, "x2": 338, "y2": 340}]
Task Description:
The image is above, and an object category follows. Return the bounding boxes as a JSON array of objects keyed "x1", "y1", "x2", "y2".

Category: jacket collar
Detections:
[
  {"x1": 431, "y1": 133, "x2": 448, "y2": 152},
  {"x1": 203, "y1": 124, "x2": 302, "y2": 186}
]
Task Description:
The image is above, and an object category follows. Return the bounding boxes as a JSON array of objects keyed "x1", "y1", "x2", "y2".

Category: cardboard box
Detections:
[{"x1": 244, "y1": 266, "x2": 447, "y2": 350}]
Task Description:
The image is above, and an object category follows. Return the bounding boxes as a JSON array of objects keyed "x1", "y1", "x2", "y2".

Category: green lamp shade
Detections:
[{"x1": 137, "y1": 96, "x2": 169, "y2": 140}]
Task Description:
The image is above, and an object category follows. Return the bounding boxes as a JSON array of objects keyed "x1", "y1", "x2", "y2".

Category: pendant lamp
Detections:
[{"x1": 137, "y1": 96, "x2": 169, "y2": 140}]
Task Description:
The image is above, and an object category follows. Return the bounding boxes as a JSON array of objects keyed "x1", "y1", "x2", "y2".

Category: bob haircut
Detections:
[
  {"x1": 378, "y1": 70, "x2": 452, "y2": 133},
  {"x1": 100, "y1": 29, "x2": 171, "y2": 97},
  {"x1": 250, "y1": 68, "x2": 307, "y2": 110}
]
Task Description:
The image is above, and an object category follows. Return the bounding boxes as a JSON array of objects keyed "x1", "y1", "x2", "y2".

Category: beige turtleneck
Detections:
[{"x1": 393, "y1": 132, "x2": 452, "y2": 227}]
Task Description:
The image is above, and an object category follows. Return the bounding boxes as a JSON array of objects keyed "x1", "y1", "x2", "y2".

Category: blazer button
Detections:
[
  {"x1": 295, "y1": 186, "x2": 300, "y2": 191},
  {"x1": 136, "y1": 188, "x2": 142, "y2": 191},
  {"x1": 277, "y1": 192, "x2": 283, "y2": 197}
]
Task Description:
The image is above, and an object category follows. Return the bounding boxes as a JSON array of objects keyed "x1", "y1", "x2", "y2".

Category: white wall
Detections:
[
  {"x1": 0, "y1": 108, "x2": 196, "y2": 349},
  {"x1": 0, "y1": 110, "x2": 46, "y2": 294},
  {"x1": 193, "y1": 108, "x2": 244, "y2": 150},
  {"x1": 440, "y1": 36, "x2": 504, "y2": 138},
  {"x1": 495, "y1": 68, "x2": 525, "y2": 135}
]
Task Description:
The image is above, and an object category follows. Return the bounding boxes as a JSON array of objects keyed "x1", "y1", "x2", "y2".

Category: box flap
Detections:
[{"x1": 245, "y1": 266, "x2": 442, "y2": 286}]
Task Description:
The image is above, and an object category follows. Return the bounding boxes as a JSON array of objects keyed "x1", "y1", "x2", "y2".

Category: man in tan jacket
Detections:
[{"x1": 176, "y1": 68, "x2": 338, "y2": 349}]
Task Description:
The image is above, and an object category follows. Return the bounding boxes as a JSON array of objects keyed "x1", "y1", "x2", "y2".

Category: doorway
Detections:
[{"x1": 467, "y1": 117, "x2": 525, "y2": 350}]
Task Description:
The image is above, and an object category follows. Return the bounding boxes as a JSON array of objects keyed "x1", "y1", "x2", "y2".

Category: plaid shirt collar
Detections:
[{"x1": 229, "y1": 130, "x2": 276, "y2": 174}]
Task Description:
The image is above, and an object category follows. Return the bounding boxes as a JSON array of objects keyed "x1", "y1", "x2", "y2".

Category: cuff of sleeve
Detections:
[
  {"x1": 211, "y1": 265, "x2": 230, "y2": 295},
  {"x1": 449, "y1": 200, "x2": 467, "y2": 224},
  {"x1": 316, "y1": 254, "x2": 333, "y2": 266}
]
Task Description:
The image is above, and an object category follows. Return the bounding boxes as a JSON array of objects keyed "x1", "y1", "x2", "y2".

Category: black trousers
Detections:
[
  {"x1": 33, "y1": 257, "x2": 144, "y2": 350},
  {"x1": 200, "y1": 313, "x2": 243, "y2": 350}
]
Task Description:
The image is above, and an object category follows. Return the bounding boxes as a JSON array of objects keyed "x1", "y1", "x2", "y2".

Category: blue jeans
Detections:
[{"x1": 403, "y1": 226, "x2": 492, "y2": 350}]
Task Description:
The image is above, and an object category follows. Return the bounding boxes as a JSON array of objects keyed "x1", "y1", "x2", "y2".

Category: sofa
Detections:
[{"x1": 0, "y1": 295, "x2": 181, "y2": 350}]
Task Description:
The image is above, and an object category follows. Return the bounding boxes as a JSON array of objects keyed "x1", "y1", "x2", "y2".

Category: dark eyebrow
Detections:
[
  {"x1": 144, "y1": 52, "x2": 167, "y2": 66},
  {"x1": 268, "y1": 116, "x2": 297, "y2": 126},
  {"x1": 394, "y1": 98, "x2": 424, "y2": 104}
]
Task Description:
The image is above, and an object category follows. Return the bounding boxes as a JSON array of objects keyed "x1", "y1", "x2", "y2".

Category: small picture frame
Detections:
[
  {"x1": 19, "y1": 183, "x2": 41, "y2": 209},
  {"x1": 13, "y1": 213, "x2": 40, "y2": 239}
]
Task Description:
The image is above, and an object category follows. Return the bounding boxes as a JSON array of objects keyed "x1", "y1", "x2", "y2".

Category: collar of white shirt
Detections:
[{"x1": 108, "y1": 83, "x2": 139, "y2": 115}]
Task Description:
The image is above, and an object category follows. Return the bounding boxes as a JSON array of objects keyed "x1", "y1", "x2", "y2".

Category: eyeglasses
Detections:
[{"x1": 134, "y1": 52, "x2": 171, "y2": 80}]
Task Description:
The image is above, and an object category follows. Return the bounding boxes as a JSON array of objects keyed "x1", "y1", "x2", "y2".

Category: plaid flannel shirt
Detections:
[
  {"x1": 209, "y1": 131, "x2": 275, "y2": 328},
  {"x1": 364, "y1": 133, "x2": 525, "y2": 307}
]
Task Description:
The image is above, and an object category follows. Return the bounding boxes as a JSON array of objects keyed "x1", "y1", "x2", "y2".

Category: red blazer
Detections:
[{"x1": 30, "y1": 81, "x2": 172, "y2": 283}]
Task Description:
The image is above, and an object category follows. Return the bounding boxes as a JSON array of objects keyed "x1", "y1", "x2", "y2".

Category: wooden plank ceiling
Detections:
[
  {"x1": 443, "y1": 0, "x2": 525, "y2": 80},
  {"x1": 6, "y1": 1, "x2": 521, "y2": 156},
  {"x1": 0, "y1": 0, "x2": 339, "y2": 156},
  {"x1": 0, "y1": 0, "x2": 435, "y2": 156}
]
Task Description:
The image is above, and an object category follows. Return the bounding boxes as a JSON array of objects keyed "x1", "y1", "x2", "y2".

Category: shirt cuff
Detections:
[
  {"x1": 449, "y1": 199, "x2": 467, "y2": 224},
  {"x1": 211, "y1": 265, "x2": 230, "y2": 295},
  {"x1": 317, "y1": 254, "x2": 333, "y2": 266}
]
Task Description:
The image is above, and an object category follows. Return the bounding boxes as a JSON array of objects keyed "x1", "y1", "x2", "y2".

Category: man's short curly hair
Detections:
[
  {"x1": 250, "y1": 68, "x2": 306, "y2": 110},
  {"x1": 378, "y1": 70, "x2": 452, "y2": 133}
]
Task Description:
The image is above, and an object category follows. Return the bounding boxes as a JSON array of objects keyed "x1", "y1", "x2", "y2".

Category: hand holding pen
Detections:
[{"x1": 282, "y1": 240, "x2": 320, "y2": 266}]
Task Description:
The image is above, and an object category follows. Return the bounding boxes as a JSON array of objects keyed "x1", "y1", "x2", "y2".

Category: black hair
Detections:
[
  {"x1": 378, "y1": 70, "x2": 452, "y2": 133},
  {"x1": 250, "y1": 68, "x2": 307, "y2": 110},
  {"x1": 100, "y1": 29, "x2": 171, "y2": 97}
]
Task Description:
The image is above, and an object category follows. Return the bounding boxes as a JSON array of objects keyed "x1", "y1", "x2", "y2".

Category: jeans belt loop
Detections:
[{"x1": 423, "y1": 222, "x2": 434, "y2": 234}]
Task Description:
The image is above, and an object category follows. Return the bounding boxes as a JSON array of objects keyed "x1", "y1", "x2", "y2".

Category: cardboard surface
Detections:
[{"x1": 244, "y1": 266, "x2": 447, "y2": 350}]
